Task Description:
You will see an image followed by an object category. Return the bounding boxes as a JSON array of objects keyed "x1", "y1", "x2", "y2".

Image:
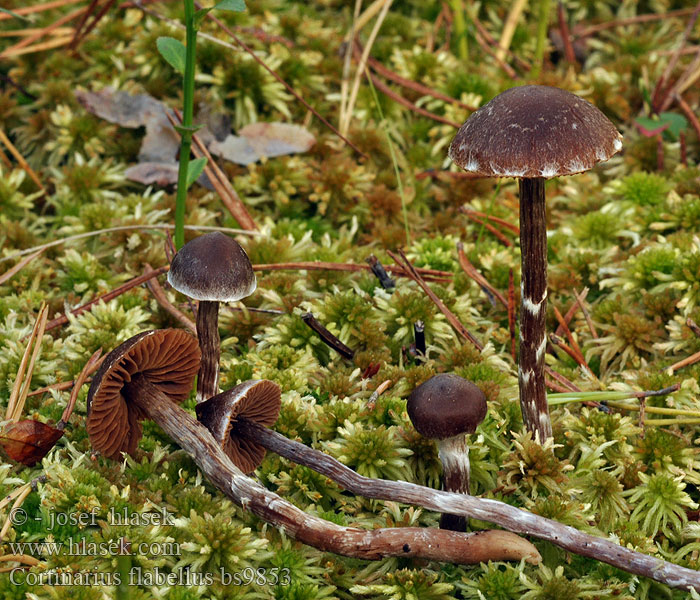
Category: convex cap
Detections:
[
  {"x1": 448, "y1": 85, "x2": 622, "y2": 179},
  {"x1": 168, "y1": 231, "x2": 257, "y2": 301},
  {"x1": 407, "y1": 373, "x2": 487, "y2": 439},
  {"x1": 195, "y1": 379, "x2": 281, "y2": 473},
  {"x1": 86, "y1": 329, "x2": 200, "y2": 459}
]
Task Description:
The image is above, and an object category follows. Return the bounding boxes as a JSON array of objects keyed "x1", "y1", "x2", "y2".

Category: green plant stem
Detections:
[
  {"x1": 606, "y1": 402, "x2": 700, "y2": 418},
  {"x1": 450, "y1": 0, "x2": 468, "y2": 62},
  {"x1": 174, "y1": 0, "x2": 198, "y2": 250},
  {"x1": 645, "y1": 418, "x2": 700, "y2": 426},
  {"x1": 532, "y1": 0, "x2": 551, "y2": 79}
]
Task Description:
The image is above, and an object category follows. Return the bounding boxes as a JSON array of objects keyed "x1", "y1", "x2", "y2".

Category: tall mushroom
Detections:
[
  {"x1": 448, "y1": 85, "x2": 622, "y2": 442},
  {"x1": 406, "y1": 373, "x2": 487, "y2": 532},
  {"x1": 195, "y1": 379, "x2": 281, "y2": 474},
  {"x1": 167, "y1": 231, "x2": 257, "y2": 403}
]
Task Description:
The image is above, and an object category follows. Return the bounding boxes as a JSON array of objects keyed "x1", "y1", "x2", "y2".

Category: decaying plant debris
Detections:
[{"x1": 2, "y1": 0, "x2": 700, "y2": 598}]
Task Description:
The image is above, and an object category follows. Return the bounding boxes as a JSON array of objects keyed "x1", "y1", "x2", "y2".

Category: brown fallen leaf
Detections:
[{"x1": 0, "y1": 420, "x2": 63, "y2": 466}]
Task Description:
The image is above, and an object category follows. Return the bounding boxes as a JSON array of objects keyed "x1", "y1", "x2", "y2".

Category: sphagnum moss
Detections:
[{"x1": 3, "y1": 0, "x2": 700, "y2": 597}]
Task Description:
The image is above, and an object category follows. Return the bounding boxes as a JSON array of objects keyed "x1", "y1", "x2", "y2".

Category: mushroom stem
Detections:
[
  {"x1": 122, "y1": 375, "x2": 541, "y2": 565},
  {"x1": 232, "y1": 417, "x2": 700, "y2": 592},
  {"x1": 518, "y1": 177, "x2": 552, "y2": 442},
  {"x1": 196, "y1": 300, "x2": 220, "y2": 402},
  {"x1": 437, "y1": 434, "x2": 470, "y2": 531}
]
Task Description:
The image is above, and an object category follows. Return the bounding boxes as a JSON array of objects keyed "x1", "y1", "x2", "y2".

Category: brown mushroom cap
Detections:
[
  {"x1": 448, "y1": 85, "x2": 622, "y2": 179},
  {"x1": 406, "y1": 374, "x2": 487, "y2": 440},
  {"x1": 167, "y1": 231, "x2": 257, "y2": 302},
  {"x1": 195, "y1": 379, "x2": 281, "y2": 474},
  {"x1": 86, "y1": 329, "x2": 200, "y2": 459}
]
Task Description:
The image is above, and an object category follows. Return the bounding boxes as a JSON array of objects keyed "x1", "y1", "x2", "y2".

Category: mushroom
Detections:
[
  {"x1": 406, "y1": 373, "x2": 487, "y2": 531},
  {"x1": 167, "y1": 231, "x2": 257, "y2": 403},
  {"x1": 86, "y1": 331, "x2": 542, "y2": 567},
  {"x1": 86, "y1": 329, "x2": 201, "y2": 459},
  {"x1": 448, "y1": 85, "x2": 622, "y2": 442},
  {"x1": 195, "y1": 379, "x2": 281, "y2": 474}
]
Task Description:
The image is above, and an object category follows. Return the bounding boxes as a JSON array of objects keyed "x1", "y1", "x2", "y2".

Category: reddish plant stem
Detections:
[
  {"x1": 574, "y1": 288, "x2": 598, "y2": 339},
  {"x1": 362, "y1": 48, "x2": 476, "y2": 112},
  {"x1": 651, "y1": 0, "x2": 700, "y2": 112},
  {"x1": 557, "y1": 1, "x2": 576, "y2": 63},
  {"x1": 675, "y1": 94, "x2": 700, "y2": 141},
  {"x1": 70, "y1": 0, "x2": 116, "y2": 50},
  {"x1": 464, "y1": 213, "x2": 512, "y2": 246},
  {"x1": 460, "y1": 207, "x2": 520, "y2": 234},
  {"x1": 687, "y1": 318, "x2": 700, "y2": 338},
  {"x1": 552, "y1": 305, "x2": 588, "y2": 370},
  {"x1": 577, "y1": 8, "x2": 697, "y2": 37},
  {"x1": 554, "y1": 288, "x2": 588, "y2": 337},
  {"x1": 389, "y1": 249, "x2": 483, "y2": 350},
  {"x1": 43, "y1": 265, "x2": 169, "y2": 333},
  {"x1": 456, "y1": 243, "x2": 507, "y2": 308},
  {"x1": 144, "y1": 263, "x2": 196, "y2": 334}
]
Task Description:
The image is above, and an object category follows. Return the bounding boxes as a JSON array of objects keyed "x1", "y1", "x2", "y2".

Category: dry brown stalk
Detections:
[
  {"x1": 675, "y1": 94, "x2": 700, "y2": 141},
  {"x1": 0, "y1": 250, "x2": 43, "y2": 286},
  {"x1": 544, "y1": 366, "x2": 581, "y2": 392},
  {"x1": 2, "y1": 35, "x2": 73, "y2": 56},
  {"x1": 652, "y1": 0, "x2": 700, "y2": 111},
  {"x1": 576, "y1": 7, "x2": 697, "y2": 37},
  {"x1": 496, "y1": 0, "x2": 527, "y2": 61},
  {"x1": 167, "y1": 110, "x2": 258, "y2": 231},
  {"x1": 574, "y1": 287, "x2": 598, "y2": 339},
  {"x1": 0, "y1": 5, "x2": 87, "y2": 58},
  {"x1": 456, "y1": 243, "x2": 507, "y2": 308},
  {"x1": 69, "y1": 0, "x2": 117, "y2": 50},
  {"x1": 469, "y1": 11, "x2": 530, "y2": 71},
  {"x1": 340, "y1": 0, "x2": 393, "y2": 136},
  {"x1": 0, "y1": 27, "x2": 74, "y2": 37},
  {"x1": 470, "y1": 27, "x2": 518, "y2": 79},
  {"x1": 143, "y1": 263, "x2": 197, "y2": 334},
  {"x1": 364, "y1": 69, "x2": 461, "y2": 128},
  {"x1": 0, "y1": 130, "x2": 45, "y2": 193},
  {"x1": 43, "y1": 266, "x2": 169, "y2": 333},
  {"x1": 0, "y1": 0, "x2": 83, "y2": 21},
  {"x1": 552, "y1": 305, "x2": 588, "y2": 369},
  {"x1": 549, "y1": 333, "x2": 584, "y2": 367},
  {"x1": 463, "y1": 213, "x2": 512, "y2": 246},
  {"x1": 233, "y1": 417, "x2": 700, "y2": 592},
  {"x1": 389, "y1": 249, "x2": 483, "y2": 349},
  {"x1": 70, "y1": 0, "x2": 100, "y2": 48},
  {"x1": 6, "y1": 304, "x2": 49, "y2": 423},
  {"x1": 340, "y1": 0, "x2": 364, "y2": 125},
  {"x1": 58, "y1": 349, "x2": 104, "y2": 429},
  {"x1": 557, "y1": 1, "x2": 576, "y2": 63},
  {"x1": 687, "y1": 317, "x2": 700, "y2": 338},
  {"x1": 459, "y1": 207, "x2": 519, "y2": 234},
  {"x1": 363, "y1": 49, "x2": 476, "y2": 111},
  {"x1": 668, "y1": 348, "x2": 700, "y2": 373},
  {"x1": 254, "y1": 260, "x2": 452, "y2": 282},
  {"x1": 554, "y1": 288, "x2": 589, "y2": 337}
]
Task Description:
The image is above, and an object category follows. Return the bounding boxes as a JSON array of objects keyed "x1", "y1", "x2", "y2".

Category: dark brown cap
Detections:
[
  {"x1": 406, "y1": 374, "x2": 487, "y2": 439},
  {"x1": 195, "y1": 379, "x2": 281, "y2": 474},
  {"x1": 86, "y1": 329, "x2": 200, "y2": 459},
  {"x1": 167, "y1": 232, "x2": 257, "y2": 302},
  {"x1": 448, "y1": 85, "x2": 622, "y2": 179}
]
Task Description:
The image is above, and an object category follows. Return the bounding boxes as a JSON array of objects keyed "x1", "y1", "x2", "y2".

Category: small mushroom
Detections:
[
  {"x1": 406, "y1": 373, "x2": 487, "y2": 532},
  {"x1": 86, "y1": 329, "x2": 201, "y2": 459},
  {"x1": 448, "y1": 85, "x2": 622, "y2": 442},
  {"x1": 167, "y1": 231, "x2": 257, "y2": 403},
  {"x1": 195, "y1": 379, "x2": 281, "y2": 474}
]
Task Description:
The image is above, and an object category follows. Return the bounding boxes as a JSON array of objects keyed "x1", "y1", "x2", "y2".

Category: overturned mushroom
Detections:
[
  {"x1": 195, "y1": 379, "x2": 281, "y2": 474},
  {"x1": 87, "y1": 332, "x2": 540, "y2": 566},
  {"x1": 449, "y1": 85, "x2": 622, "y2": 442},
  {"x1": 407, "y1": 373, "x2": 487, "y2": 531},
  {"x1": 167, "y1": 231, "x2": 257, "y2": 402}
]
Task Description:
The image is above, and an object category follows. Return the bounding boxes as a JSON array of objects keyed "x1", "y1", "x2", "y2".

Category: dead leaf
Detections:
[{"x1": 0, "y1": 420, "x2": 63, "y2": 466}]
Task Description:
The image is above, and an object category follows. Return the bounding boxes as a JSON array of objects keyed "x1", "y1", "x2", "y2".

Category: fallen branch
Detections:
[{"x1": 233, "y1": 417, "x2": 700, "y2": 592}]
